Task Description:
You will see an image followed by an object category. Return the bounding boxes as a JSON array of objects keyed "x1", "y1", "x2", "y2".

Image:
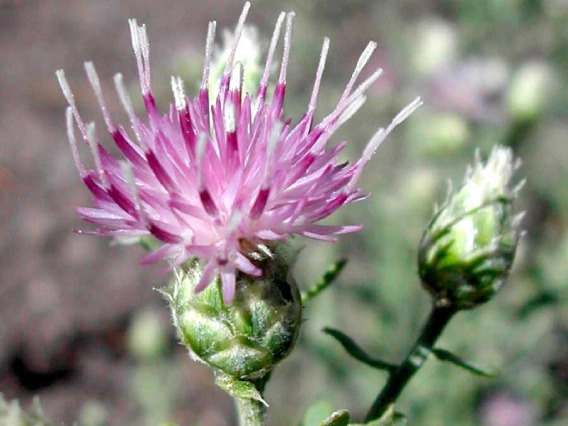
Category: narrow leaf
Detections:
[
  {"x1": 323, "y1": 328, "x2": 396, "y2": 373},
  {"x1": 432, "y1": 348, "x2": 499, "y2": 378},
  {"x1": 352, "y1": 405, "x2": 406, "y2": 425},
  {"x1": 320, "y1": 410, "x2": 350, "y2": 426},
  {"x1": 214, "y1": 375, "x2": 268, "y2": 406},
  {"x1": 302, "y1": 259, "x2": 347, "y2": 304}
]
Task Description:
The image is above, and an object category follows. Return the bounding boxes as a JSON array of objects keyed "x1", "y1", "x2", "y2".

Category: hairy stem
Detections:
[
  {"x1": 236, "y1": 397, "x2": 267, "y2": 426},
  {"x1": 234, "y1": 376, "x2": 269, "y2": 426},
  {"x1": 365, "y1": 305, "x2": 457, "y2": 422}
]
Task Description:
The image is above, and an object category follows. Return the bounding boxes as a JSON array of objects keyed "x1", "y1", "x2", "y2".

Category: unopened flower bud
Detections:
[
  {"x1": 418, "y1": 146, "x2": 525, "y2": 309},
  {"x1": 507, "y1": 61, "x2": 554, "y2": 123},
  {"x1": 163, "y1": 245, "x2": 302, "y2": 380}
]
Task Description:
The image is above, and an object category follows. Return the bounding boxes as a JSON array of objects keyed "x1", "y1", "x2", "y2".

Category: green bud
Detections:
[
  {"x1": 418, "y1": 146, "x2": 525, "y2": 309},
  {"x1": 507, "y1": 61, "x2": 554, "y2": 123},
  {"x1": 162, "y1": 245, "x2": 302, "y2": 380}
]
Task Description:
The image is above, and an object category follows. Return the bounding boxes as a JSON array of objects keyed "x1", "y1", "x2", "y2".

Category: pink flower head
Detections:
[{"x1": 57, "y1": 2, "x2": 421, "y2": 304}]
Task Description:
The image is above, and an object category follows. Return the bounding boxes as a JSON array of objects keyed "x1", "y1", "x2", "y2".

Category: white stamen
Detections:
[
  {"x1": 56, "y1": 69, "x2": 74, "y2": 108},
  {"x1": 308, "y1": 37, "x2": 330, "y2": 113},
  {"x1": 129, "y1": 19, "x2": 151, "y2": 95},
  {"x1": 56, "y1": 69, "x2": 91, "y2": 146},
  {"x1": 256, "y1": 243, "x2": 273, "y2": 258},
  {"x1": 171, "y1": 76, "x2": 187, "y2": 110},
  {"x1": 139, "y1": 26, "x2": 151, "y2": 91},
  {"x1": 350, "y1": 127, "x2": 384, "y2": 187},
  {"x1": 311, "y1": 95, "x2": 368, "y2": 153},
  {"x1": 321, "y1": 68, "x2": 383, "y2": 129},
  {"x1": 230, "y1": 61, "x2": 243, "y2": 93},
  {"x1": 259, "y1": 12, "x2": 286, "y2": 92},
  {"x1": 113, "y1": 73, "x2": 142, "y2": 144},
  {"x1": 196, "y1": 140, "x2": 208, "y2": 191},
  {"x1": 338, "y1": 41, "x2": 377, "y2": 105},
  {"x1": 201, "y1": 21, "x2": 217, "y2": 90},
  {"x1": 84, "y1": 62, "x2": 114, "y2": 131},
  {"x1": 349, "y1": 96, "x2": 423, "y2": 188},
  {"x1": 65, "y1": 107, "x2": 85, "y2": 175},
  {"x1": 227, "y1": 208, "x2": 244, "y2": 234},
  {"x1": 129, "y1": 20, "x2": 144, "y2": 88},
  {"x1": 120, "y1": 160, "x2": 143, "y2": 220},
  {"x1": 261, "y1": 121, "x2": 284, "y2": 186},
  {"x1": 113, "y1": 74, "x2": 136, "y2": 125},
  {"x1": 336, "y1": 95, "x2": 366, "y2": 129},
  {"x1": 268, "y1": 121, "x2": 283, "y2": 159},
  {"x1": 224, "y1": 99, "x2": 236, "y2": 133},
  {"x1": 86, "y1": 122, "x2": 105, "y2": 184},
  {"x1": 196, "y1": 133, "x2": 208, "y2": 165},
  {"x1": 278, "y1": 12, "x2": 295, "y2": 84},
  {"x1": 121, "y1": 160, "x2": 135, "y2": 190},
  {"x1": 341, "y1": 68, "x2": 383, "y2": 113},
  {"x1": 222, "y1": 2, "x2": 251, "y2": 79},
  {"x1": 392, "y1": 96, "x2": 423, "y2": 126}
]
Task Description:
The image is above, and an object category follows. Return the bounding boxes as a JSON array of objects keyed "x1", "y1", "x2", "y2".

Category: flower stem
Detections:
[
  {"x1": 235, "y1": 377, "x2": 269, "y2": 426},
  {"x1": 364, "y1": 305, "x2": 457, "y2": 422},
  {"x1": 236, "y1": 397, "x2": 267, "y2": 426}
]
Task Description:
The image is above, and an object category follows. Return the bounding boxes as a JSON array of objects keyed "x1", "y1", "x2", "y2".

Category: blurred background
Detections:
[{"x1": 1, "y1": 0, "x2": 567, "y2": 425}]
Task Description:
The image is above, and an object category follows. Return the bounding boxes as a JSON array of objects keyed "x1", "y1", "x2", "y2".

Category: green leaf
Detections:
[
  {"x1": 214, "y1": 375, "x2": 268, "y2": 406},
  {"x1": 323, "y1": 328, "x2": 396, "y2": 373},
  {"x1": 320, "y1": 410, "x2": 350, "y2": 426},
  {"x1": 302, "y1": 259, "x2": 348, "y2": 304},
  {"x1": 432, "y1": 348, "x2": 499, "y2": 378}
]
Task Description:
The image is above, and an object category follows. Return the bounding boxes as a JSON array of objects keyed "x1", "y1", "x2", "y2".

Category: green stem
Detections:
[
  {"x1": 364, "y1": 305, "x2": 457, "y2": 422},
  {"x1": 236, "y1": 397, "x2": 267, "y2": 426},
  {"x1": 235, "y1": 376, "x2": 269, "y2": 426}
]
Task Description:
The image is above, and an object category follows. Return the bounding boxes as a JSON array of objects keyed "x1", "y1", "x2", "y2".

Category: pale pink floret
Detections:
[{"x1": 56, "y1": 2, "x2": 421, "y2": 304}]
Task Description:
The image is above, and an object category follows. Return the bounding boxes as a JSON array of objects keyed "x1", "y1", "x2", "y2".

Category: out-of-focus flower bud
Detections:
[
  {"x1": 402, "y1": 167, "x2": 440, "y2": 214},
  {"x1": 507, "y1": 61, "x2": 554, "y2": 123},
  {"x1": 163, "y1": 245, "x2": 302, "y2": 380},
  {"x1": 210, "y1": 25, "x2": 265, "y2": 100},
  {"x1": 480, "y1": 392, "x2": 539, "y2": 426},
  {"x1": 408, "y1": 112, "x2": 469, "y2": 157},
  {"x1": 127, "y1": 308, "x2": 168, "y2": 361},
  {"x1": 418, "y1": 146, "x2": 525, "y2": 309},
  {"x1": 410, "y1": 18, "x2": 458, "y2": 76}
]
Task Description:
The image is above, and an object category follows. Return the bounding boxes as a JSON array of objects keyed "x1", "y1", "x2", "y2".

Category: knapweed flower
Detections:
[
  {"x1": 418, "y1": 146, "x2": 525, "y2": 309},
  {"x1": 57, "y1": 2, "x2": 421, "y2": 304}
]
